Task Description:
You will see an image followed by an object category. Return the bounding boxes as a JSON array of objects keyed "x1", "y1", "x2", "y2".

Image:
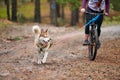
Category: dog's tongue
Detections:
[{"x1": 45, "y1": 42, "x2": 48, "y2": 47}]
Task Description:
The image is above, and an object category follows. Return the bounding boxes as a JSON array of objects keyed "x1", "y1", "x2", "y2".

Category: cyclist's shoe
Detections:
[
  {"x1": 83, "y1": 39, "x2": 89, "y2": 46},
  {"x1": 97, "y1": 40, "x2": 101, "y2": 49}
]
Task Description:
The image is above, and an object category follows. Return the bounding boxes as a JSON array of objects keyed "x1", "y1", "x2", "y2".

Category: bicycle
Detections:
[{"x1": 84, "y1": 12, "x2": 104, "y2": 61}]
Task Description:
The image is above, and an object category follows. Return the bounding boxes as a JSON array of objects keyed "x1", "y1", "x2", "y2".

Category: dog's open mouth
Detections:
[
  {"x1": 43, "y1": 40, "x2": 49, "y2": 47},
  {"x1": 39, "y1": 37, "x2": 51, "y2": 47}
]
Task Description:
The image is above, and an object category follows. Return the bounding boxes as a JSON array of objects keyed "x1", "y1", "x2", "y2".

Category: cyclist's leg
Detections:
[
  {"x1": 96, "y1": 15, "x2": 104, "y2": 48},
  {"x1": 83, "y1": 12, "x2": 91, "y2": 45},
  {"x1": 85, "y1": 8, "x2": 93, "y2": 36},
  {"x1": 96, "y1": 14, "x2": 104, "y2": 37},
  {"x1": 83, "y1": 8, "x2": 95, "y2": 45}
]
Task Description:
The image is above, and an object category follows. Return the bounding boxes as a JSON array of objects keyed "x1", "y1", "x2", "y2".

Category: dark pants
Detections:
[{"x1": 85, "y1": 7, "x2": 104, "y2": 37}]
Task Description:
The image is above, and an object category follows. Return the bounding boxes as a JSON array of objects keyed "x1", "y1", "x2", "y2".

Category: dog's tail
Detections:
[{"x1": 32, "y1": 25, "x2": 40, "y2": 34}]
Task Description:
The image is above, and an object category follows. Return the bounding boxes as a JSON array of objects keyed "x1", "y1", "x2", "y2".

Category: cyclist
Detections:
[{"x1": 80, "y1": 0, "x2": 110, "y2": 47}]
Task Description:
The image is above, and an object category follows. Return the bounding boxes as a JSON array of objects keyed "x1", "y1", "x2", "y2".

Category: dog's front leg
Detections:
[
  {"x1": 42, "y1": 51, "x2": 48, "y2": 64},
  {"x1": 37, "y1": 51, "x2": 42, "y2": 64}
]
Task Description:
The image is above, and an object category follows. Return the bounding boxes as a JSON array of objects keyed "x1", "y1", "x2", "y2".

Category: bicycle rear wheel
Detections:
[{"x1": 88, "y1": 29, "x2": 98, "y2": 61}]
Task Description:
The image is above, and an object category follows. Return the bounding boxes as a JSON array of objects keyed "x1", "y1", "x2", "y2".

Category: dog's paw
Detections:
[
  {"x1": 37, "y1": 60, "x2": 42, "y2": 64},
  {"x1": 41, "y1": 59, "x2": 46, "y2": 64}
]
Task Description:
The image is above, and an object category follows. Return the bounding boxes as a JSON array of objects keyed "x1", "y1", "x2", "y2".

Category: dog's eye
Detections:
[{"x1": 43, "y1": 40, "x2": 46, "y2": 42}]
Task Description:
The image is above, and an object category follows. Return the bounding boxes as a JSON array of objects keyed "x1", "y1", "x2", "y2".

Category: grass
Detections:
[
  {"x1": 103, "y1": 16, "x2": 120, "y2": 26},
  {"x1": 0, "y1": 6, "x2": 7, "y2": 19},
  {"x1": 7, "y1": 36, "x2": 24, "y2": 41},
  {"x1": 0, "y1": 1, "x2": 50, "y2": 21},
  {"x1": 18, "y1": 2, "x2": 34, "y2": 19}
]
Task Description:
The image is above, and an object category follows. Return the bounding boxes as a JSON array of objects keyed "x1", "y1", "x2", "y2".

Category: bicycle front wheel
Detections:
[{"x1": 88, "y1": 29, "x2": 98, "y2": 61}]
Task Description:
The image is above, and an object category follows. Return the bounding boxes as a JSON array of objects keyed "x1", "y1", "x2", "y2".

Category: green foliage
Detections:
[
  {"x1": 68, "y1": 0, "x2": 81, "y2": 11},
  {"x1": 104, "y1": 16, "x2": 120, "y2": 25},
  {"x1": 56, "y1": 0, "x2": 68, "y2": 5},
  {"x1": 111, "y1": 0, "x2": 120, "y2": 11},
  {"x1": 9, "y1": 36, "x2": 23, "y2": 41},
  {"x1": 56, "y1": 0, "x2": 81, "y2": 11},
  {"x1": 104, "y1": 17, "x2": 111, "y2": 24},
  {"x1": 112, "y1": 16, "x2": 120, "y2": 21}
]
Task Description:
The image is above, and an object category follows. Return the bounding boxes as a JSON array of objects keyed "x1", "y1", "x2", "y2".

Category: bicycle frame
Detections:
[{"x1": 89, "y1": 23, "x2": 98, "y2": 44}]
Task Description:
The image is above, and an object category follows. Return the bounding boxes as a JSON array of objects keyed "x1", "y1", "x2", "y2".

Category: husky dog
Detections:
[{"x1": 32, "y1": 25, "x2": 53, "y2": 64}]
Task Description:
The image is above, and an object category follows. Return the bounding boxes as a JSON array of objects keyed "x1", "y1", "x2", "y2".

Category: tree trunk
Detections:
[
  {"x1": 56, "y1": 3, "x2": 60, "y2": 17},
  {"x1": 11, "y1": 0, "x2": 17, "y2": 22},
  {"x1": 31, "y1": 0, "x2": 34, "y2": 2},
  {"x1": 70, "y1": 8, "x2": 79, "y2": 26},
  {"x1": 34, "y1": 0, "x2": 41, "y2": 23},
  {"x1": 61, "y1": 4, "x2": 65, "y2": 19},
  {"x1": 50, "y1": 0, "x2": 57, "y2": 25},
  {"x1": 5, "y1": 0, "x2": 10, "y2": 20}
]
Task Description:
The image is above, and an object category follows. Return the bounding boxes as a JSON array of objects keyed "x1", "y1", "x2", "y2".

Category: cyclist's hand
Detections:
[
  {"x1": 80, "y1": 8, "x2": 86, "y2": 13},
  {"x1": 105, "y1": 12, "x2": 109, "y2": 16}
]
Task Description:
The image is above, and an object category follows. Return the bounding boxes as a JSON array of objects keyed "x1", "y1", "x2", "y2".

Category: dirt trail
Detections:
[{"x1": 0, "y1": 24, "x2": 120, "y2": 80}]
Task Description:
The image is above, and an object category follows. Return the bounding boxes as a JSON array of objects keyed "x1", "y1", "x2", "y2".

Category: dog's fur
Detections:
[{"x1": 32, "y1": 25, "x2": 53, "y2": 64}]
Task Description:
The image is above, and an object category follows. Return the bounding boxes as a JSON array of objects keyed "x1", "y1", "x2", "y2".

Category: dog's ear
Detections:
[{"x1": 45, "y1": 29, "x2": 48, "y2": 33}]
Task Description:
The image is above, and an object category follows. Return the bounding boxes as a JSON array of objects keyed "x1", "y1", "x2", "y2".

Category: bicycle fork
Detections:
[{"x1": 89, "y1": 25, "x2": 98, "y2": 46}]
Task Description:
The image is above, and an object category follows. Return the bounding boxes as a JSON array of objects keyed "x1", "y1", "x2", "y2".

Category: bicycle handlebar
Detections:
[{"x1": 85, "y1": 11, "x2": 104, "y2": 15}]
